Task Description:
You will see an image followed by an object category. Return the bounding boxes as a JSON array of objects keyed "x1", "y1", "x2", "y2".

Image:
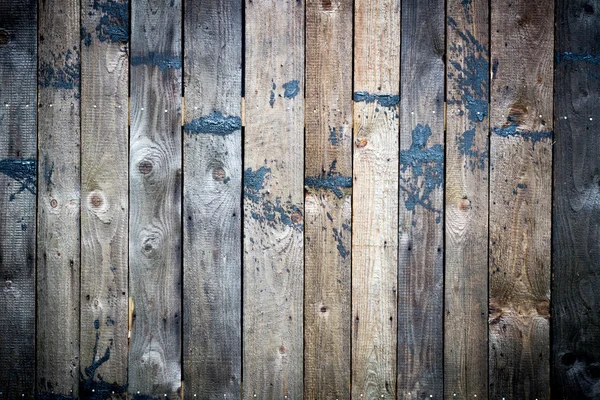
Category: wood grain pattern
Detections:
[
  {"x1": 36, "y1": 0, "x2": 81, "y2": 396},
  {"x1": 397, "y1": 0, "x2": 444, "y2": 397},
  {"x1": 304, "y1": 0, "x2": 352, "y2": 397},
  {"x1": 352, "y1": 0, "x2": 400, "y2": 397},
  {"x1": 0, "y1": 0, "x2": 37, "y2": 396},
  {"x1": 553, "y1": 0, "x2": 600, "y2": 398},
  {"x1": 444, "y1": 0, "x2": 489, "y2": 398},
  {"x1": 489, "y1": 0, "x2": 553, "y2": 398},
  {"x1": 129, "y1": 0, "x2": 182, "y2": 396},
  {"x1": 243, "y1": 0, "x2": 304, "y2": 397},
  {"x1": 80, "y1": 0, "x2": 129, "y2": 397},
  {"x1": 183, "y1": 0, "x2": 242, "y2": 396}
]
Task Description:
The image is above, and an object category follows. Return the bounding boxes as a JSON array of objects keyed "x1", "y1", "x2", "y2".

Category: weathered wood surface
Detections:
[
  {"x1": 243, "y1": 0, "x2": 304, "y2": 397},
  {"x1": 489, "y1": 0, "x2": 553, "y2": 398},
  {"x1": 352, "y1": 0, "x2": 400, "y2": 396},
  {"x1": 304, "y1": 0, "x2": 352, "y2": 397},
  {"x1": 37, "y1": 0, "x2": 81, "y2": 396},
  {"x1": 129, "y1": 0, "x2": 182, "y2": 396},
  {"x1": 444, "y1": 0, "x2": 489, "y2": 398},
  {"x1": 80, "y1": 0, "x2": 129, "y2": 397},
  {"x1": 0, "y1": 0, "x2": 37, "y2": 396},
  {"x1": 183, "y1": 0, "x2": 242, "y2": 396},
  {"x1": 397, "y1": 0, "x2": 444, "y2": 397},
  {"x1": 553, "y1": 0, "x2": 600, "y2": 398}
]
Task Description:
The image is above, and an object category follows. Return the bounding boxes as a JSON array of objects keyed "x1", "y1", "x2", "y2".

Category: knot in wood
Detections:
[
  {"x1": 212, "y1": 167, "x2": 226, "y2": 181},
  {"x1": 0, "y1": 30, "x2": 9, "y2": 45},
  {"x1": 138, "y1": 159, "x2": 153, "y2": 175}
]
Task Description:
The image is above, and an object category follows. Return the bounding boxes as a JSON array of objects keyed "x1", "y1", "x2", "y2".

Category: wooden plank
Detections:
[
  {"x1": 182, "y1": 0, "x2": 242, "y2": 396},
  {"x1": 553, "y1": 0, "x2": 600, "y2": 398},
  {"x1": 243, "y1": 0, "x2": 304, "y2": 397},
  {"x1": 352, "y1": 0, "x2": 400, "y2": 396},
  {"x1": 489, "y1": 0, "x2": 553, "y2": 398},
  {"x1": 0, "y1": 0, "x2": 37, "y2": 396},
  {"x1": 129, "y1": 0, "x2": 182, "y2": 396},
  {"x1": 397, "y1": 0, "x2": 444, "y2": 397},
  {"x1": 36, "y1": 0, "x2": 81, "y2": 397},
  {"x1": 444, "y1": 0, "x2": 489, "y2": 398},
  {"x1": 79, "y1": 0, "x2": 129, "y2": 397},
  {"x1": 304, "y1": 0, "x2": 352, "y2": 397}
]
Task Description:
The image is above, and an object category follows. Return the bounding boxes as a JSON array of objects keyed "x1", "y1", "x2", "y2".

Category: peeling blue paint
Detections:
[
  {"x1": 400, "y1": 124, "x2": 443, "y2": 221},
  {"x1": 81, "y1": 27, "x2": 93, "y2": 47},
  {"x1": 332, "y1": 227, "x2": 349, "y2": 258},
  {"x1": 184, "y1": 111, "x2": 241, "y2": 135},
  {"x1": 269, "y1": 82, "x2": 276, "y2": 107},
  {"x1": 457, "y1": 128, "x2": 487, "y2": 171},
  {"x1": 131, "y1": 52, "x2": 181, "y2": 72},
  {"x1": 244, "y1": 166, "x2": 271, "y2": 192},
  {"x1": 305, "y1": 175, "x2": 352, "y2": 199},
  {"x1": 513, "y1": 183, "x2": 528, "y2": 195},
  {"x1": 328, "y1": 126, "x2": 343, "y2": 146},
  {"x1": 556, "y1": 51, "x2": 600, "y2": 65},
  {"x1": 492, "y1": 120, "x2": 552, "y2": 150},
  {"x1": 79, "y1": 319, "x2": 127, "y2": 399},
  {"x1": 353, "y1": 92, "x2": 399, "y2": 107},
  {"x1": 92, "y1": 0, "x2": 129, "y2": 44},
  {"x1": 460, "y1": 0, "x2": 473, "y2": 23},
  {"x1": 0, "y1": 158, "x2": 37, "y2": 201},
  {"x1": 39, "y1": 50, "x2": 80, "y2": 96},
  {"x1": 282, "y1": 80, "x2": 300, "y2": 99}
]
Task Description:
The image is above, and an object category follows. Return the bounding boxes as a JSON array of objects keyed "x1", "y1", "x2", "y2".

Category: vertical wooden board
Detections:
[
  {"x1": 183, "y1": 0, "x2": 242, "y2": 396},
  {"x1": 80, "y1": 0, "x2": 129, "y2": 397},
  {"x1": 489, "y1": 0, "x2": 553, "y2": 398},
  {"x1": 304, "y1": 0, "x2": 352, "y2": 398},
  {"x1": 444, "y1": 0, "x2": 489, "y2": 398},
  {"x1": 553, "y1": 0, "x2": 600, "y2": 398},
  {"x1": 243, "y1": 0, "x2": 304, "y2": 397},
  {"x1": 36, "y1": 0, "x2": 81, "y2": 396},
  {"x1": 0, "y1": 0, "x2": 37, "y2": 396},
  {"x1": 352, "y1": 0, "x2": 400, "y2": 397},
  {"x1": 397, "y1": 0, "x2": 444, "y2": 397},
  {"x1": 129, "y1": 0, "x2": 182, "y2": 397}
]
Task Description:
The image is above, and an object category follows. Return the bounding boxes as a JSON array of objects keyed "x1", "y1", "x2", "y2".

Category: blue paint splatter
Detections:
[
  {"x1": 0, "y1": 159, "x2": 37, "y2": 200},
  {"x1": 332, "y1": 227, "x2": 349, "y2": 258},
  {"x1": 353, "y1": 92, "x2": 399, "y2": 107},
  {"x1": 556, "y1": 51, "x2": 600, "y2": 65},
  {"x1": 92, "y1": 0, "x2": 129, "y2": 44},
  {"x1": 513, "y1": 183, "x2": 528, "y2": 195},
  {"x1": 460, "y1": 0, "x2": 473, "y2": 24},
  {"x1": 492, "y1": 119, "x2": 552, "y2": 150},
  {"x1": 244, "y1": 166, "x2": 271, "y2": 192},
  {"x1": 328, "y1": 126, "x2": 344, "y2": 146},
  {"x1": 184, "y1": 111, "x2": 241, "y2": 135},
  {"x1": 457, "y1": 128, "x2": 487, "y2": 171},
  {"x1": 79, "y1": 319, "x2": 127, "y2": 399},
  {"x1": 81, "y1": 27, "x2": 93, "y2": 47},
  {"x1": 305, "y1": 174, "x2": 352, "y2": 199},
  {"x1": 131, "y1": 52, "x2": 181, "y2": 72},
  {"x1": 39, "y1": 49, "x2": 80, "y2": 96},
  {"x1": 400, "y1": 124, "x2": 443, "y2": 222},
  {"x1": 282, "y1": 80, "x2": 300, "y2": 99},
  {"x1": 269, "y1": 82, "x2": 276, "y2": 107}
]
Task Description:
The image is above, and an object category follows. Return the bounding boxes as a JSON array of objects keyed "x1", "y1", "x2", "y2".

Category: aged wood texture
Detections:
[
  {"x1": 489, "y1": 0, "x2": 553, "y2": 398},
  {"x1": 36, "y1": 0, "x2": 81, "y2": 396},
  {"x1": 243, "y1": 0, "x2": 304, "y2": 397},
  {"x1": 304, "y1": 0, "x2": 352, "y2": 397},
  {"x1": 0, "y1": 0, "x2": 37, "y2": 396},
  {"x1": 183, "y1": 0, "x2": 242, "y2": 396},
  {"x1": 553, "y1": 0, "x2": 600, "y2": 398},
  {"x1": 444, "y1": 0, "x2": 489, "y2": 398},
  {"x1": 352, "y1": 0, "x2": 400, "y2": 397},
  {"x1": 80, "y1": 0, "x2": 129, "y2": 397},
  {"x1": 397, "y1": 0, "x2": 445, "y2": 397},
  {"x1": 129, "y1": 0, "x2": 182, "y2": 396}
]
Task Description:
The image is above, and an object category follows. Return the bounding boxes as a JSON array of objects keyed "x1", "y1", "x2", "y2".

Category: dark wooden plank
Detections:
[
  {"x1": 352, "y1": 0, "x2": 400, "y2": 396},
  {"x1": 489, "y1": 0, "x2": 553, "y2": 398},
  {"x1": 444, "y1": 0, "x2": 489, "y2": 398},
  {"x1": 36, "y1": 0, "x2": 81, "y2": 397},
  {"x1": 129, "y1": 0, "x2": 182, "y2": 396},
  {"x1": 79, "y1": 0, "x2": 129, "y2": 397},
  {"x1": 0, "y1": 0, "x2": 37, "y2": 396},
  {"x1": 243, "y1": 0, "x2": 304, "y2": 397},
  {"x1": 553, "y1": 0, "x2": 600, "y2": 398},
  {"x1": 182, "y1": 0, "x2": 242, "y2": 396},
  {"x1": 304, "y1": 0, "x2": 352, "y2": 397},
  {"x1": 397, "y1": 0, "x2": 444, "y2": 397}
]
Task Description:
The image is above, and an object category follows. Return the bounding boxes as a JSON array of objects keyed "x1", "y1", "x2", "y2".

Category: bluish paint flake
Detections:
[
  {"x1": 282, "y1": 80, "x2": 300, "y2": 99},
  {"x1": 39, "y1": 49, "x2": 80, "y2": 97},
  {"x1": 81, "y1": 26, "x2": 92, "y2": 47},
  {"x1": 0, "y1": 158, "x2": 37, "y2": 200},
  {"x1": 305, "y1": 175, "x2": 351, "y2": 199},
  {"x1": 92, "y1": 0, "x2": 129, "y2": 44},
  {"x1": 353, "y1": 91, "x2": 399, "y2": 107},
  {"x1": 556, "y1": 51, "x2": 600, "y2": 66},
  {"x1": 460, "y1": 0, "x2": 473, "y2": 24},
  {"x1": 400, "y1": 124, "x2": 443, "y2": 221},
  {"x1": 332, "y1": 227, "x2": 349, "y2": 258},
  {"x1": 492, "y1": 120, "x2": 552, "y2": 150},
  {"x1": 79, "y1": 319, "x2": 127, "y2": 399},
  {"x1": 43, "y1": 160, "x2": 54, "y2": 187},
  {"x1": 269, "y1": 90, "x2": 275, "y2": 107},
  {"x1": 328, "y1": 126, "x2": 344, "y2": 146},
  {"x1": 457, "y1": 128, "x2": 487, "y2": 171},
  {"x1": 513, "y1": 183, "x2": 528, "y2": 195},
  {"x1": 131, "y1": 52, "x2": 181, "y2": 72},
  {"x1": 184, "y1": 111, "x2": 241, "y2": 135}
]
